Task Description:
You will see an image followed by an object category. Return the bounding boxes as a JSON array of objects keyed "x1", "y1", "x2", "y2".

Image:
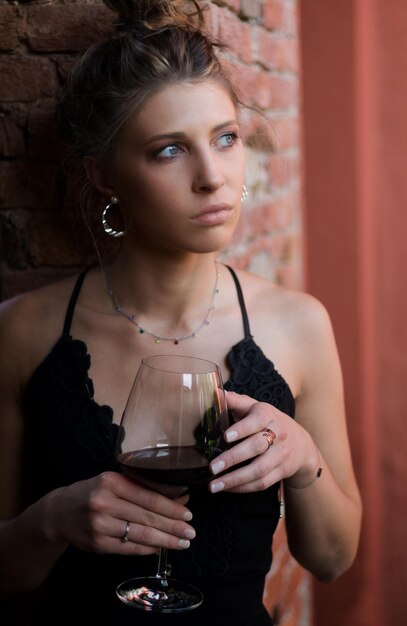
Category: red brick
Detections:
[
  {"x1": 262, "y1": 0, "x2": 284, "y2": 31},
  {"x1": 247, "y1": 248, "x2": 276, "y2": 279},
  {"x1": 239, "y1": 109, "x2": 279, "y2": 151},
  {"x1": 53, "y1": 55, "x2": 78, "y2": 84},
  {"x1": 269, "y1": 74, "x2": 299, "y2": 109},
  {"x1": 0, "y1": 161, "x2": 57, "y2": 209},
  {"x1": 256, "y1": 29, "x2": 299, "y2": 72},
  {"x1": 0, "y1": 57, "x2": 58, "y2": 102},
  {"x1": 0, "y1": 106, "x2": 26, "y2": 157},
  {"x1": 0, "y1": 5, "x2": 23, "y2": 52},
  {"x1": 212, "y1": 0, "x2": 240, "y2": 13},
  {"x1": 231, "y1": 208, "x2": 254, "y2": 244},
  {"x1": 218, "y1": 9, "x2": 252, "y2": 64},
  {"x1": 26, "y1": 212, "x2": 93, "y2": 267},
  {"x1": 25, "y1": 4, "x2": 114, "y2": 52},
  {"x1": 240, "y1": 0, "x2": 263, "y2": 21},
  {"x1": 27, "y1": 99, "x2": 59, "y2": 158},
  {"x1": 268, "y1": 152, "x2": 300, "y2": 188},
  {"x1": 233, "y1": 63, "x2": 274, "y2": 109},
  {"x1": 262, "y1": 0, "x2": 298, "y2": 36},
  {"x1": 203, "y1": 2, "x2": 220, "y2": 39},
  {"x1": 267, "y1": 115, "x2": 300, "y2": 150},
  {"x1": 239, "y1": 108, "x2": 300, "y2": 152},
  {"x1": 0, "y1": 210, "x2": 30, "y2": 270},
  {"x1": 226, "y1": 60, "x2": 298, "y2": 111},
  {"x1": 269, "y1": 233, "x2": 289, "y2": 260},
  {"x1": 271, "y1": 193, "x2": 298, "y2": 228}
]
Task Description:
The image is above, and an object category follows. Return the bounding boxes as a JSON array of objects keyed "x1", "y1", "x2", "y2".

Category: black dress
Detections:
[{"x1": 21, "y1": 266, "x2": 295, "y2": 626}]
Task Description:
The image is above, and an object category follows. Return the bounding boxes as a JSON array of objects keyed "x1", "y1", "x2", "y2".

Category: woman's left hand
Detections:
[{"x1": 209, "y1": 390, "x2": 321, "y2": 493}]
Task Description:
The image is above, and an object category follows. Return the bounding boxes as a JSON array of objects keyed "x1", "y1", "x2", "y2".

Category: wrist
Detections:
[
  {"x1": 39, "y1": 488, "x2": 69, "y2": 547},
  {"x1": 284, "y1": 454, "x2": 323, "y2": 490}
]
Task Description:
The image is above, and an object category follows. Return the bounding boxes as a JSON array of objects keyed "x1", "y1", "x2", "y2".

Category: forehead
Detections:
[{"x1": 125, "y1": 81, "x2": 238, "y2": 139}]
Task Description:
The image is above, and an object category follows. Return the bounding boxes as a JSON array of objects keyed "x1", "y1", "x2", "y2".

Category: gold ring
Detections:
[
  {"x1": 262, "y1": 428, "x2": 277, "y2": 451},
  {"x1": 121, "y1": 521, "x2": 130, "y2": 543}
]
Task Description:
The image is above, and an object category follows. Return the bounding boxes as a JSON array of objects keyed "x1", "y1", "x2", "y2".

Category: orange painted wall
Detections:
[
  {"x1": 300, "y1": 0, "x2": 407, "y2": 624},
  {"x1": 372, "y1": 1, "x2": 407, "y2": 621}
]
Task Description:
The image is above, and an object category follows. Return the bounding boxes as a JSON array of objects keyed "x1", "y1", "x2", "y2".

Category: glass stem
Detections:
[{"x1": 156, "y1": 548, "x2": 169, "y2": 587}]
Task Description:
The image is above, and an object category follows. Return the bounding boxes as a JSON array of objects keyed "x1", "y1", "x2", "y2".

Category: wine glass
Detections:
[{"x1": 115, "y1": 354, "x2": 229, "y2": 613}]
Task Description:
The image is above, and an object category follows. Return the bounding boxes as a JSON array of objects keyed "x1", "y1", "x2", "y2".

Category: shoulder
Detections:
[
  {"x1": 0, "y1": 272, "x2": 83, "y2": 389},
  {"x1": 229, "y1": 268, "x2": 339, "y2": 390},
  {"x1": 0, "y1": 272, "x2": 80, "y2": 333},
  {"x1": 232, "y1": 267, "x2": 333, "y2": 339}
]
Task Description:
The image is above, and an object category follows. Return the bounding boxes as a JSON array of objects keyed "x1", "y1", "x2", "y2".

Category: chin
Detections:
[
  {"x1": 187, "y1": 232, "x2": 236, "y2": 254},
  {"x1": 189, "y1": 221, "x2": 239, "y2": 252}
]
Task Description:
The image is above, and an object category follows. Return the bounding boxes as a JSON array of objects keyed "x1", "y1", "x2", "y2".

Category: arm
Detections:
[
  {"x1": 0, "y1": 298, "x2": 195, "y2": 596},
  {"x1": 282, "y1": 299, "x2": 361, "y2": 581},
  {"x1": 208, "y1": 296, "x2": 362, "y2": 582}
]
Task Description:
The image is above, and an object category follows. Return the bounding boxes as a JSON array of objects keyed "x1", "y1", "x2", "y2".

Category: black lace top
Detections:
[{"x1": 22, "y1": 266, "x2": 295, "y2": 626}]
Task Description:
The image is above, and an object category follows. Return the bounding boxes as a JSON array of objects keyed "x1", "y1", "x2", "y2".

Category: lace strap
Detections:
[
  {"x1": 62, "y1": 269, "x2": 89, "y2": 336},
  {"x1": 225, "y1": 265, "x2": 252, "y2": 338}
]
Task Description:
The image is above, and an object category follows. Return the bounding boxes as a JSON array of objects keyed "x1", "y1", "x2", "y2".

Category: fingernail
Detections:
[
  {"x1": 178, "y1": 539, "x2": 190, "y2": 549},
  {"x1": 210, "y1": 481, "x2": 224, "y2": 494},
  {"x1": 184, "y1": 528, "x2": 196, "y2": 540},
  {"x1": 225, "y1": 430, "x2": 238, "y2": 443},
  {"x1": 183, "y1": 511, "x2": 193, "y2": 522},
  {"x1": 211, "y1": 459, "x2": 225, "y2": 475}
]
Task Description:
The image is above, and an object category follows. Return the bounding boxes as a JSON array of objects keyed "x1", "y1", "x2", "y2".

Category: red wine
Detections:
[{"x1": 118, "y1": 446, "x2": 222, "y2": 486}]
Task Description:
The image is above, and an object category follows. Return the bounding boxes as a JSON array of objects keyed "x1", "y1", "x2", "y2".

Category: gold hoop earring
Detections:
[{"x1": 102, "y1": 196, "x2": 127, "y2": 238}]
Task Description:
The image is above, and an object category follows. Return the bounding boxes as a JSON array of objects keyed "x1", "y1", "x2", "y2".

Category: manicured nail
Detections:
[
  {"x1": 211, "y1": 459, "x2": 225, "y2": 475},
  {"x1": 225, "y1": 430, "x2": 238, "y2": 443},
  {"x1": 178, "y1": 539, "x2": 190, "y2": 549},
  {"x1": 184, "y1": 528, "x2": 196, "y2": 540},
  {"x1": 183, "y1": 511, "x2": 193, "y2": 522},
  {"x1": 210, "y1": 481, "x2": 224, "y2": 494}
]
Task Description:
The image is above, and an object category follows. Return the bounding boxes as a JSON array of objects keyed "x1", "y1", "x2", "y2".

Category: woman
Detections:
[{"x1": 0, "y1": 1, "x2": 362, "y2": 624}]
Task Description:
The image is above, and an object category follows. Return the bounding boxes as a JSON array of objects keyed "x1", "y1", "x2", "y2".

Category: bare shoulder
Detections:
[
  {"x1": 232, "y1": 268, "x2": 339, "y2": 397},
  {"x1": 234, "y1": 268, "x2": 333, "y2": 341},
  {"x1": 0, "y1": 273, "x2": 81, "y2": 387}
]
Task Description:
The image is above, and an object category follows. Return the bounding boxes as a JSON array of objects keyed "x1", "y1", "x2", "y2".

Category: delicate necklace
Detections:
[{"x1": 106, "y1": 263, "x2": 220, "y2": 345}]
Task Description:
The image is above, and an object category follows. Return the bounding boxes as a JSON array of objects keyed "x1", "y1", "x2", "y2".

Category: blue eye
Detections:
[
  {"x1": 218, "y1": 132, "x2": 239, "y2": 148},
  {"x1": 156, "y1": 144, "x2": 182, "y2": 159}
]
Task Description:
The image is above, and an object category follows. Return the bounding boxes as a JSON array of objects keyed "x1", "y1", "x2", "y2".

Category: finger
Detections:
[
  {"x1": 101, "y1": 526, "x2": 191, "y2": 555},
  {"x1": 107, "y1": 473, "x2": 193, "y2": 521},
  {"x1": 224, "y1": 401, "x2": 281, "y2": 444},
  {"x1": 210, "y1": 429, "x2": 272, "y2": 476},
  {"x1": 90, "y1": 512, "x2": 195, "y2": 554},
  {"x1": 174, "y1": 493, "x2": 190, "y2": 507},
  {"x1": 117, "y1": 521, "x2": 193, "y2": 551},
  {"x1": 209, "y1": 457, "x2": 283, "y2": 494},
  {"x1": 110, "y1": 504, "x2": 196, "y2": 541}
]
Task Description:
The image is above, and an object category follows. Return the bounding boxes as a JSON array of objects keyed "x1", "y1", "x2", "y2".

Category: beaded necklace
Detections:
[{"x1": 107, "y1": 263, "x2": 220, "y2": 345}]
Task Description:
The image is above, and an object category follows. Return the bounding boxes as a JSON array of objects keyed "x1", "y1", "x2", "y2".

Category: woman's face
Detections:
[{"x1": 111, "y1": 80, "x2": 246, "y2": 255}]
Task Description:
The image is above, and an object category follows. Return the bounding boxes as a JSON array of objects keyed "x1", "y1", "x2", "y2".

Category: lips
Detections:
[{"x1": 192, "y1": 203, "x2": 233, "y2": 226}]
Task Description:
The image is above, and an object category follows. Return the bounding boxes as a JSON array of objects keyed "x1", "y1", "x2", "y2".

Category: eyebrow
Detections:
[{"x1": 143, "y1": 120, "x2": 239, "y2": 145}]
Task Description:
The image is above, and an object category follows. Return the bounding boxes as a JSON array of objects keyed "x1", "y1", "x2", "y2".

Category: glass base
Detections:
[{"x1": 116, "y1": 576, "x2": 203, "y2": 613}]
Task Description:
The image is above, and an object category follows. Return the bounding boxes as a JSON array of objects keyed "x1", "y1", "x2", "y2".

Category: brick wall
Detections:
[{"x1": 0, "y1": 0, "x2": 308, "y2": 623}]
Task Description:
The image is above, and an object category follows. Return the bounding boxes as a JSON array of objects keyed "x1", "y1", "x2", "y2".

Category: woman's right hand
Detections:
[{"x1": 45, "y1": 471, "x2": 195, "y2": 555}]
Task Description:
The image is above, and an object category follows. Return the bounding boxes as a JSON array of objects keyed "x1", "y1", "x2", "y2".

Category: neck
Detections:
[{"x1": 106, "y1": 250, "x2": 221, "y2": 342}]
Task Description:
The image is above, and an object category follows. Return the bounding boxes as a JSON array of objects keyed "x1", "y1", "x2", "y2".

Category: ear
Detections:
[{"x1": 83, "y1": 156, "x2": 116, "y2": 198}]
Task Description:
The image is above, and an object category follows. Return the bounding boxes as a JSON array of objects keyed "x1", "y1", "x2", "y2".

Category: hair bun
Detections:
[{"x1": 104, "y1": 0, "x2": 204, "y2": 30}]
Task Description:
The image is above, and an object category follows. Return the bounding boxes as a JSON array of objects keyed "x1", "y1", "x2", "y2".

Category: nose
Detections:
[{"x1": 191, "y1": 148, "x2": 225, "y2": 194}]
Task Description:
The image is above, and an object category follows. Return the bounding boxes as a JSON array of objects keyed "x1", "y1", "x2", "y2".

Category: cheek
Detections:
[
  {"x1": 119, "y1": 167, "x2": 179, "y2": 210},
  {"x1": 131, "y1": 160, "x2": 186, "y2": 191}
]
